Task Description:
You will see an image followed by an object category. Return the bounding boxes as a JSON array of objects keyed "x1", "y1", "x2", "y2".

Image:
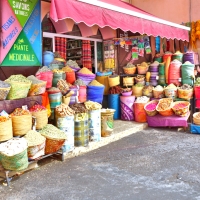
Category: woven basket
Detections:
[
  {"x1": 193, "y1": 112, "x2": 200, "y2": 125},
  {"x1": 132, "y1": 85, "x2": 144, "y2": 97},
  {"x1": 123, "y1": 77, "x2": 134, "y2": 86},
  {"x1": 156, "y1": 98, "x2": 174, "y2": 116},
  {"x1": 0, "y1": 149, "x2": 28, "y2": 171},
  {"x1": 0, "y1": 87, "x2": 11, "y2": 100},
  {"x1": 172, "y1": 101, "x2": 190, "y2": 117},
  {"x1": 0, "y1": 118, "x2": 13, "y2": 142},
  {"x1": 123, "y1": 67, "x2": 136, "y2": 75},
  {"x1": 153, "y1": 89, "x2": 164, "y2": 98},
  {"x1": 45, "y1": 137, "x2": 65, "y2": 154},
  {"x1": 31, "y1": 110, "x2": 48, "y2": 130},
  {"x1": 137, "y1": 65, "x2": 149, "y2": 74},
  {"x1": 5, "y1": 81, "x2": 31, "y2": 100},
  {"x1": 178, "y1": 88, "x2": 193, "y2": 100},
  {"x1": 28, "y1": 81, "x2": 47, "y2": 96},
  {"x1": 164, "y1": 87, "x2": 178, "y2": 99},
  {"x1": 108, "y1": 76, "x2": 120, "y2": 87},
  {"x1": 144, "y1": 100, "x2": 159, "y2": 116},
  {"x1": 12, "y1": 114, "x2": 32, "y2": 136}
]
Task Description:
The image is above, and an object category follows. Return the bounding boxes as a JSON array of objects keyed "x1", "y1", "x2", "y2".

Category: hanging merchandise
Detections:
[
  {"x1": 155, "y1": 36, "x2": 160, "y2": 53},
  {"x1": 164, "y1": 53, "x2": 172, "y2": 84},
  {"x1": 55, "y1": 37, "x2": 67, "y2": 60},
  {"x1": 104, "y1": 41, "x2": 115, "y2": 69},
  {"x1": 144, "y1": 36, "x2": 152, "y2": 54},
  {"x1": 82, "y1": 40, "x2": 92, "y2": 70},
  {"x1": 132, "y1": 38, "x2": 138, "y2": 60},
  {"x1": 138, "y1": 38, "x2": 144, "y2": 57}
]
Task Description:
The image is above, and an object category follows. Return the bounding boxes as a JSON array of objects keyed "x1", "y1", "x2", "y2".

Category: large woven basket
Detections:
[
  {"x1": 123, "y1": 77, "x2": 134, "y2": 86},
  {"x1": 108, "y1": 76, "x2": 120, "y2": 87},
  {"x1": 132, "y1": 85, "x2": 144, "y2": 97},
  {"x1": 0, "y1": 149, "x2": 28, "y2": 171},
  {"x1": 123, "y1": 67, "x2": 136, "y2": 75},
  {"x1": 5, "y1": 81, "x2": 31, "y2": 100},
  {"x1": 153, "y1": 89, "x2": 164, "y2": 98},
  {"x1": 0, "y1": 118, "x2": 13, "y2": 142},
  {"x1": 137, "y1": 65, "x2": 149, "y2": 75},
  {"x1": 31, "y1": 110, "x2": 48, "y2": 130},
  {"x1": 28, "y1": 81, "x2": 47, "y2": 96},
  {"x1": 177, "y1": 88, "x2": 193, "y2": 100},
  {"x1": 144, "y1": 100, "x2": 159, "y2": 116},
  {"x1": 156, "y1": 98, "x2": 174, "y2": 116},
  {"x1": 12, "y1": 114, "x2": 32, "y2": 136},
  {"x1": 172, "y1": 101, "x2": 190, "y2": 117},
  {"x1": 193, "y1": 112, "x2": 200, "y2": 125}
]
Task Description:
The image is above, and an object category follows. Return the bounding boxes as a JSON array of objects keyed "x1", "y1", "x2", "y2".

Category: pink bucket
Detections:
[{"x1": 36, "y1": 71, "x2": 53, "y2": 89}]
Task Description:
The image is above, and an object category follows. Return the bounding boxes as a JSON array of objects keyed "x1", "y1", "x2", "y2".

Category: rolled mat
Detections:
[
  {"x1": 108, "y1": 94, "x2": 120, "y2": 120},
  {"x1": 120, "y1": 96, "x2": 135, "y2": 121}
]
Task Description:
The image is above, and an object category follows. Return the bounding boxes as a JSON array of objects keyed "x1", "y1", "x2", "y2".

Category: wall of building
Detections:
[{"x1": 123, "y1": 0, "x2": 200, "y2": 24}]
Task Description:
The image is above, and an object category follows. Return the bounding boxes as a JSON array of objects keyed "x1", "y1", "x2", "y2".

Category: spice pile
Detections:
[
  {"x1": 30, "y1": 105, "x2": 46, "y2": 112},
  {"x1": 10, "y1": 108, "x2": 30, "y2": 116},
  {"x1": 84, "y1": 101, "x2": 102, "y2": 110},
  {"x1": 24, "y1": 130, "x2": 46, "y2": 147},
  {"x1": 39, "y1": 124, "x2": 67, "y2": 140},
  {"x1": 0, "y1": 138, "x2": 27, "y2": 156},
  {"x1": 62, "y1": 66, "x2": 73, "y2": 72},
  {"x1": 179, "y1": 84, "x2": 192, "y2": 90},
  {"x1": 89, "y1": 80, "x2": 103, "y2": 86},
  {"x1": 109, "y1": 86, "x2": 123, "y2": 94},
  {"x1": 74, "y1": 79, "x2": 86, "y2": 86},
  {"x1": 66, "y1": 60, "x2": 80, "y2": 69},
  {"x1": 78, "y1": 67, "x2": 93, "y2": 75},
  {"x1": 0, "y1": 116, "x2": 10, "y2": 123},
  {"x1": 145, "y1": 101, "x2": 158, "y2": 111},
  {"x1": 69, "y1": 103, "x2": 87, "y2": 114},
  {"x1": 27, "y1": 75, "x2": 45, "y2": 84},
  {"x1": 55, "y1": 103, "x2": 75, "y2": 117},
  {"x1": 36, "y1": 66, "x2": 51, "y2": 74},
  {"x1": 135, "y1": 96, "x2": 149, "y2": 103},
  {"x1": 157, "y1": 98, "x2": 173, "y2": 111},
  {"x1": 6, "y1": 75, "x2": 32, "y2": 84}
]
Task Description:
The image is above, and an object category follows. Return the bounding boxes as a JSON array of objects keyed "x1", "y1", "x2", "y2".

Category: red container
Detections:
[
  {"x1": 195, "y1": 86, "x2": 200, "y2": 108},
  {"x1": 78, "y1": 86, "x2": 87, "y2": 103},
  {"x1": 66, "y1": 71, "x2": 76, "y2": 84},
  {"x1": 134, "y1": 102, "x2": 147, "y2": 123},
  {"x1": 36, "y1": 71, "x2": 53, "y2": 89}
]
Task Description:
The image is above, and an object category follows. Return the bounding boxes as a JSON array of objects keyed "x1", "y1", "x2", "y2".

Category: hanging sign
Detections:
[
  {"x1": 0, "y1": 0, "x2": 22, "y2": 64},
  {"x1": 8, "y1": 0, "x2": 38, "y2": 27},
  {"x1": 1, "y1": 0, "x2": 42, "y2": 66}
]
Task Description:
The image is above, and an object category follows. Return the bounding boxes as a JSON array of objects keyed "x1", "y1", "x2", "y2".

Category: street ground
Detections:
[{"x1": 1, "y1": 127, "x2": 200, "y2": 200}]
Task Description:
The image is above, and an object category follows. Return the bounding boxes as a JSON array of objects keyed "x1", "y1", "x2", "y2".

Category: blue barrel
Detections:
[
  {"x1": 108, "y1": 94, "x2": 120, "y2": 120},
  {"x1": 87, "y1": 85, "x2": 105, "y2": 104}
]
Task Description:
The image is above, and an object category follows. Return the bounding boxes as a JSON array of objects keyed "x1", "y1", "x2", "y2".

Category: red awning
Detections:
[{"x1": 50, "y1": 0, "x2": 189, "y2": 41}]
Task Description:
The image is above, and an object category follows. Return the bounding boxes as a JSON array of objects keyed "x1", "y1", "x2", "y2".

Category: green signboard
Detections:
[
  {"x1": 8, "y1": 0, "x2": 38, "y2": 27},
  {"x1": 1, "y1": 31, "x2": 40, "y2": 66}
]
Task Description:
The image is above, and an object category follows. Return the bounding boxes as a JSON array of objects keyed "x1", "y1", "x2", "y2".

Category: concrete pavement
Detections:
[{"x1": 1, "y1": 127, "x2": 200, "y2": 200}]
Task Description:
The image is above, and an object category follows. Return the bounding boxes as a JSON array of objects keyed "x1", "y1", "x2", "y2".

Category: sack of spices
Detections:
[
  {"x1": 0, "y1": 116, "x2": 13, "y2": 142},
  {"x1": 30, "y1": 105, "x2": 48, "y2": 130},
  {"x1": 5, "y1": 75, "x2": 32, "y2": 100},
  {"x1": 27, "y1": 75, "x2": 46, "y2": 96},
  {"x1": 39, "y1": 124, "x2": 67, "y2": 154},
  {"x1": 10, "y1": 108, "x2": 32, "y2": 136},
  {"x1": 24, "y1": 130, "x2": 46, "y2": 159},
  {"x1": 0, "y1": 138, "x2": 28, "y2": 171}
]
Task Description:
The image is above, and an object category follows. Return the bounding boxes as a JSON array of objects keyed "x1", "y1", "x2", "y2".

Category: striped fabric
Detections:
[
  {"x1": 55, "y1": 37, "x2": 67, "y2": 60},
  {"x1": 82, "y1": 40, "x2": 92, "y2": 70}
]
